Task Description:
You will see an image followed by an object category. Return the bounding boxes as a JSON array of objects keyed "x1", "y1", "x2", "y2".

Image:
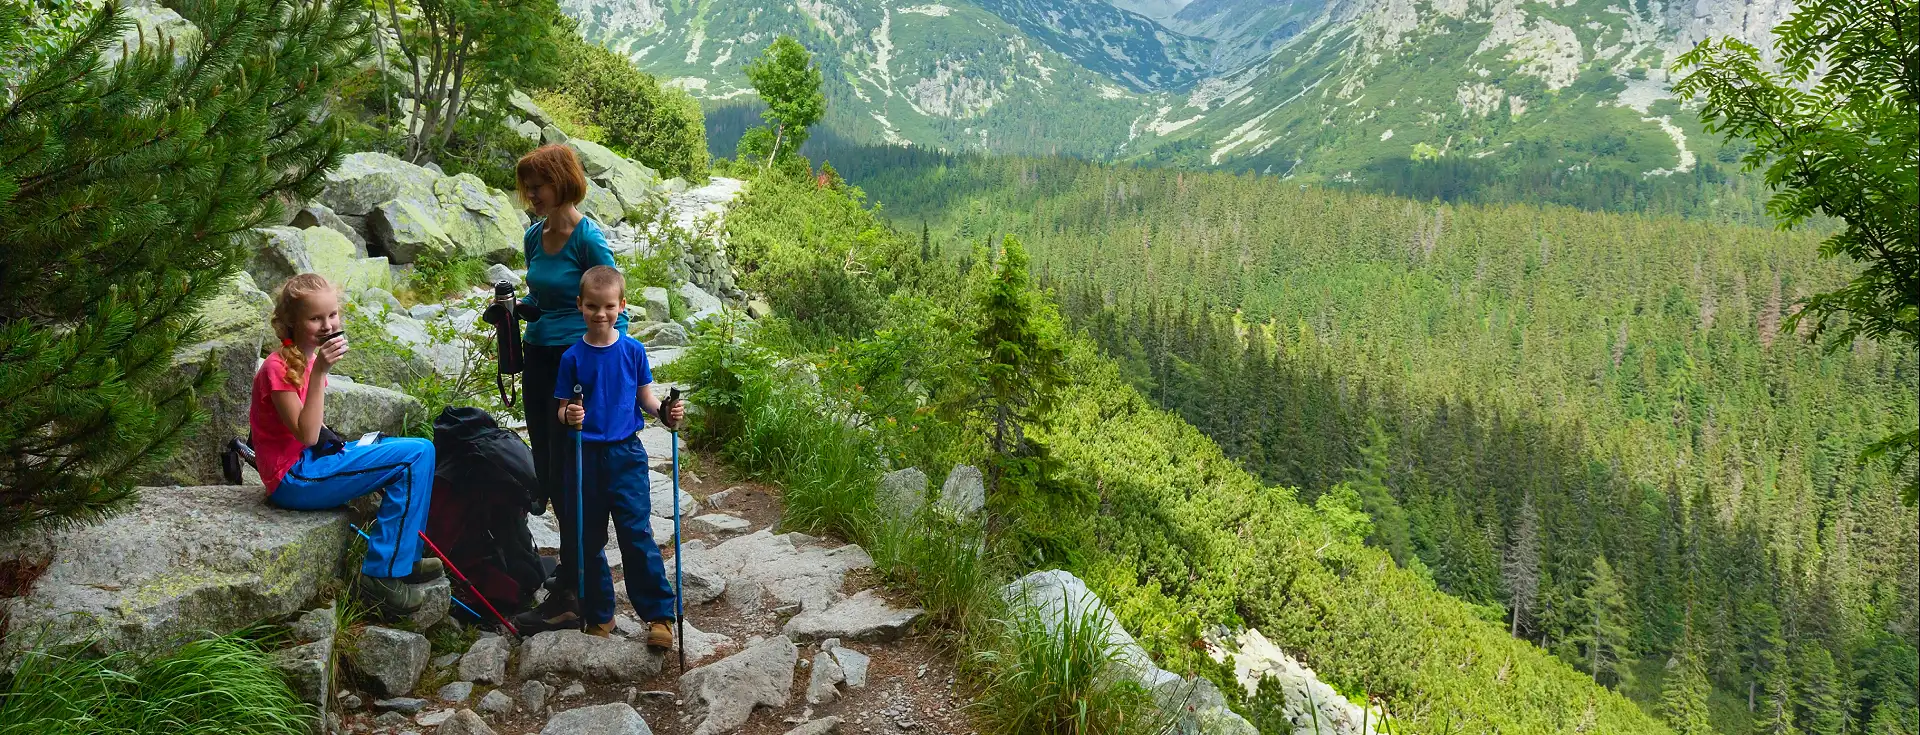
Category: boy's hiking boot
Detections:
[
  {"x1": 359, "y1": 574, "x2": 431, "y2": 613},
  {"x1": 512, "y1": 588, "x2": 581, "y2": 635},
  {"x1": 401, "y1": 557, "x2": 444, "y2": 584},
  {"x1": 583, "y1": 620, "x2": 615, "y2": 638},
  {"x1": 646, "y1": 621, "x2": 673, "y2": 650}
]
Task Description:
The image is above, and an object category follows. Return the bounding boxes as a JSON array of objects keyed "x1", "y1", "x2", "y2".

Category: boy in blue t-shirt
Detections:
[{"x1": 554, "y1": 265, "x2": 686, "y2": 648}]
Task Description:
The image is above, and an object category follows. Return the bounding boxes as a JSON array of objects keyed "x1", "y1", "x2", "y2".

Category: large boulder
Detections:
[
  {"x1": 458, "y1": 635, "x2": 511, "y2": 685},
  {"x1": 509, "y1": 90, "x2": 555, "y2": 128},
  {"x1": 517, "y1": 630, "x2": 664, "y2": 683},
  {"x1": 938, "y1": 465, "x2": 985, "y2": 518},
  {"x1": 323, "y1": 376, "x2": 425, "y2": 437},
  {"x1": 431, "y1": 173, "x2": 525, "y2": 264},
  {"x1": 318, "y1": 152, "x2": 440, "y2": 219},
  {"x1": 290, "y1": 202, "x2": 369, "y2": 256},
  {"x1": 638, "y1": 287, "x2": 671, "y2": 323},
  {"x1": 679, "y1": 635, "x2": 797, "y2": 735},
  {"x1": 579, "y1": 180, "x2": 625, "y2": 226},
  {"x1": 248, "y1": 226, "x2": 393, "y2": 296},
  {"x1": 1206, "y1": 628, "x2": 1384, "y2": 735},
  {"x1": 320, "y1": 152, "x2": 524, "y2": 264},
  {"x1": 876, "y1": 468, "x2": 928, "y2": 520},
  {"x1": 142, "y1": 330, "x2": 265, "y2": 486},
  {"x1": 674, "y1": 283, "x2": 723, "y2": 326},
  {"x1": 563, "y1": 138, "x2": 660, "y2": 213},
  {"x1": 272, "y1": 638, "x2": 334, "y2": 726},
  {"x1": 0, "y1": 484, "x2": 351, "y2": 657},
  {"x1": 351, "y1": 626, "x2": 431, "y2": 697},
  {"x1": 368, "y1": 197, "x2": 454, "y2": 265},
  {"x1": 1004, "y1": 570, "x2": 1259, "y2": 735}
]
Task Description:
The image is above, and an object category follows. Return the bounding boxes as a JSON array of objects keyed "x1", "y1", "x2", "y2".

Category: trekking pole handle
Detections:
[
  {"x1": 570, "y1": 385, "x2": 584, "y2": 430},
  {"x1": 665, "y1": 387, "x2": 682, "y2": 432}
]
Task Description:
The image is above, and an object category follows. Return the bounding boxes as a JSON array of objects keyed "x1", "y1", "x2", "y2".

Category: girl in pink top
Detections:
[{"x1": 248, "y1": 273, "x2": 439, "y2": 612}]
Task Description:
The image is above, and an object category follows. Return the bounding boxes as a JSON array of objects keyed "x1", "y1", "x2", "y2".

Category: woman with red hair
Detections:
[{"x1": 507, "y1": 144, "x2": 630, "y2": 633}]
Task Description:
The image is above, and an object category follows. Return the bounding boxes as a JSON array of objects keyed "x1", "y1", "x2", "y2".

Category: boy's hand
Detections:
[
  {"x1": 665, "y1": 398, "x2": 686, "y2": 429},
  {"x1": 560, "y1": 401, "x2": 585, "y2": 429}
]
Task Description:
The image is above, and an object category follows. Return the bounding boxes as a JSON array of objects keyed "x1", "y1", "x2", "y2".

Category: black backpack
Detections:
[{"x1": 426, "y1": 407, "x2": 546, "y2": 619}]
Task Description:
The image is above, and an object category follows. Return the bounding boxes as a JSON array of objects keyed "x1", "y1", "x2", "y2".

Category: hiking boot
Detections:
[
  {"x1": 401, "y1": 557, "x2": 443, "y2": 584},
  {"x1": 583, "y1": 620, "x2": 615, "y2": 638},
  {"x1": 646, "y1": 621, "x2": 673, "y2": 650},
  {"x1": 359, "y1": 573, "x2": 430, "y2": 613},
  {"x1": 512, "y1": 588, "x2": 581, "y2": 635}
]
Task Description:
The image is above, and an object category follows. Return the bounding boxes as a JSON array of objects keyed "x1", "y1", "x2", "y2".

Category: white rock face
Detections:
[
  {"x1": 679, "y1": 529, "x2": 873, "y2": 612},
  {"x1": 1207, "y1": 628, "x2": 1386, "y2": 735},
  {"x1": 517, "y1": 630, "x2": 665, "y2": 683},
  {"x1": 782, "y1": 590, "x2": 925, "y2": 643},
  {"x1": 679, "y1": 635, "x2": 798, "y2": 735}
]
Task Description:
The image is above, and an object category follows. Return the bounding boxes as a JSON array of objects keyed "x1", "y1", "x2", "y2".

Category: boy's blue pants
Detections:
[
  {"x1": 271, "y1": 437, "x2": 435, "y2": 579},
  {"x1": 556, "y1": 435, "x2": 676, "y2": 624}
]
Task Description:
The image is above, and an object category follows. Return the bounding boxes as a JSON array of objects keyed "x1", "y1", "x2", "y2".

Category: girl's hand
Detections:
[
  {"x1": 561, "y1": 401, "x2": 585, "y2": 429},
  {"x1": 313, "y1": 335, "x2": 349, "y2": 373}
]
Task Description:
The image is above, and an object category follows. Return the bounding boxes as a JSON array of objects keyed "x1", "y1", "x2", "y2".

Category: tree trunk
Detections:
[{"x1": 765, "y1": 123, "x2": 785, "y2": 170}]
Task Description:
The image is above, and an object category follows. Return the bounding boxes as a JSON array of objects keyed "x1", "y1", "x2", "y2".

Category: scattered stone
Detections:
[
  {"x1": 271, "y1": 638, "x2": 333, "y2": 722},
  {"x1": 409, "y1": 303, "x2": 446, "y2": 322},
  {"x1": 437, "y1": 681, "x2": 473, "y2": 703},
  {"x1": 613, "y1": 614, "x2": 642, "y2": 639},
  {"x1": 638, "y1": 287, "x2": 670, "y2": 323},
  {"x1": 781, "y1": 718, "x2": 842, "y2": 735},
  {"x1": 650, "y1": 472, "x2": 701, "y2": 520},
  {"x1": 689, "y1": 514, "x2": 750, "y2": 535},
  {"x1": 417, "y1": 709, "x2": 455, "y2": 727},
  {"x1": 0, "y1": 483, "x2": 352, "y2": 658},
  {"x1": 477, "y1": 689, "x2": 515, "y2": 716},
  {"x1": 342, "y1": 693, "x2": 363, "y2": 711},
  {"x1": 518, "y1": 680, "x2": 550, "y2": 716},
  {"x1": 408, "y1": 576, "x2": 452, "y2": 629},
  {"x1": 630, "y1": 320, "x2": 689, "y2": 348},
  {"x1": 539, "y1": 703, "x2": 654, "y2": 735},
  {"x1": 459, "y1": 635, "x2": 511, "y2": 685},
  {"x1": 746, "y1": 300, "x2": 774, "y2": 320},
  {"x1": 679, "y1": 635, "x2": 798, "y2": 735},
  {"x1": 674, "y1": 282, "x2": 723, "y2": 325},
  {"x1": 680, "y1": 620, "x2": 736, "y2": 666},
  {"x1": 937, "y1": 465, "x2": 985, "y2": 518},
  {"x1": 704, "y1": 488, "x2": 737, "y2": 510},
  {"x1": 432, "y1": 653, "x2": 462, "y2": 668},
  {"x1": 560, "y1": 682, "x2": 586, "y2": 698},
  {"x1": 351, "y1": 626, "x2": 431, "y2": 697},
  {"x1": 376, "y1": 711, "x2": 411, "y2": 728},
  {"x1": 517, "y1": 630, "x2": 664, "y2": 683},
  {"x1": 782, "y1": 590, "x2": 924, "y2": 643},
  {"x1": 636, "y1": 690, "x2": 674, "y2": 703},
  {"x1": 290, "y1": 605, "x2": 337, "y2": 643},
  {"x1": 679, "y1": 530, "x2": 872, "y2": 612},
  {"x1": 484, "y1": 262, "x2": 521, "y2": 288},
  {"x1": 828, "y1": 646, "x2": 870, "y2": 688},
  {"x1": 876, "y1": 468, "x2": 928, "y2": 519},
  {"x1": 375, "y1": 697, "x2": 429, "y2": 714},
  {"x1": 806, "y1": 651, "x2": 844, "y2": 705},
  {"x1": 433, "y1": 709, "x2": 497, "y2": 735}
]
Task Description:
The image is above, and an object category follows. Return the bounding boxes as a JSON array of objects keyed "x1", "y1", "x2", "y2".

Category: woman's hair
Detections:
[
  {"x1": 515, "y1": 144, "x2": 588, "y2": 209},
  {"x1": 270, "y1": 273, "x2": 336, "y2": 390}
]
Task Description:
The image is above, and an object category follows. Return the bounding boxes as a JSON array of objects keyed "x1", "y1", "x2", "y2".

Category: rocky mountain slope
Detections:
[{"x1": 565, "y1": 0, "x2": 1794, "y2": 187}]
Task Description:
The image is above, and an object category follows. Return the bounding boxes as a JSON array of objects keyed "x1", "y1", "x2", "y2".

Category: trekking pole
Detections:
[
  {"x1": 572, "y1": 385, "x2": 587, "y2": 633},
  {"x1": 667, "y1": 387, "x2": 685, "y2": 672},
  {"x1": 348, "y1": 523, "x2": 487, "y2": 625},
  {"x1": 417, "y1": 530, "x2": 519, "y2": 635}
]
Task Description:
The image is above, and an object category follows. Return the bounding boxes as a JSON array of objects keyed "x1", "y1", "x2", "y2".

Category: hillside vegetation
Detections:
[{"x1": 834, "y1": 151, "x2": 1919, "y2": 734}]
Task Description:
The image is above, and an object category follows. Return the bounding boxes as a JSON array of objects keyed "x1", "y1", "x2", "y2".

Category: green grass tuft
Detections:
[{"x1": 0, "y1": 634, "x2": 313, "y2": 735}]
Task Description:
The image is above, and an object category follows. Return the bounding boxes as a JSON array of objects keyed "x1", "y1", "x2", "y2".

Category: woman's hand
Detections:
[{"x1": 312, "y1": 335, "x2": 349, "y2": 373}]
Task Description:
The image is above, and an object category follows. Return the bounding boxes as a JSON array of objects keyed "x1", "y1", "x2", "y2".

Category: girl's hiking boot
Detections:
[
  {"x1": 358, "y1": 573, "x2": 431, "y2": 613},
  {"x1": 512, "y1": 588, "x2": 581, "y2": 635},
  {"x1": 401, "y1": 557, "x2": 444, "y2": 584},
  {"x1": 646, "y1": 621, "x2": 673, "y2": 650}
]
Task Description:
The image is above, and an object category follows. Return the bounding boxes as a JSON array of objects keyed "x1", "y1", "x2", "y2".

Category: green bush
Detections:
[
  {"x1": 552, "y1": 36, "x2": 708, "y2": 182},
  {"x1": 0, "y1": 634, "x2": 313, "y2": 735}
]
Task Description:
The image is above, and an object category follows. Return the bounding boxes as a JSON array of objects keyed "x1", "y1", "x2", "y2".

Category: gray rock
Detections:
[
  {"x1": 782, "y1": 590, "x2": 924, "y2": 643},
  {"x1": 517, "y1": 630, "x2": 664, "y2": 683},
  {"x1": 418, "y1": 710, "x2": 456, "y2": 727},
  {"x1": 646, "y1": 346, "x2": 687, "y2": 371},
  {"x1": 484, "y1": 262, "x2": 522, "y2": 289},
  {"x1": 1205, "y1": 628, "x2": 1381, "y2": 735},
  {"x1": 513, "y1": 119, "x2": 542, "y2": 144},
  {"x1": 639, "y1": 287, "x2": 670, "y2": 323},
  {"x1": 248, "y1": 225, "x2": 393, "y2": 296},
  {"x1": 351, "y1": 626, "x2": 431, "y2": 697},
  {"x1": 667, "y1": 543, "x2": 727, "y2": 606},
  {"x1": 342, "y1": 693, "x2": 363, "y2": 710},
  {"x1": 877, "y1": 468, "x2": 928, "y2": 519},
  {"x1": 0, "y1": 484, "x2": 350, "y2": 658},
  {"x1": 559, "y1": 681, "x2": 586, "y2": 698},
  {"x1": 409, "y1": 303, "x2": 446, "y2": 321},
  {"x1": 650, "y1": 472, "x2": 699, "y2": 520},
  {"x1": 291, "y1": 202, "x2": 371, "y2": 256},
  {"x1": 661, "y1": 177, "x2": 689, "y2": 194},
  {"x1": 459, "y1": 635, "x2": 511, "y2": 685},
  {"x1": 376, "y1": 711, "x2": 411, "y2": 728},
  {"x1": 679, "y1": 635, "x2": 797, "y2": 735},
  {"x1": 704, "y1": 488, "x2": 736, "y2": 510},
  {"x1": 528, "y1": 512, "x2": 563, "y2": 550},
  {"x1": 542, "y1": 124, "x2": 570, "y2": 145},
  {"x1": 510, "y1": 90, "x2": 554, "y2": 128},
  {"x1": 578, "y1": 180, "x2": 624, "y2": 226},
  {"x1": 141, "y1": 329, "x2": 265, "y2": 486},
  {"x1": 424, "y1": 162, "x2": 445, "y2": 175},
  {"x1": 433, "y1": 652, "x2": 463, "y2": 668},
  {"x1": 369, "y1": 197, "x2": 455, "y2": 265},
  {"x1": 477, "y1": 689, "x2": 515, "y2": 716},
  {"x1": 680, "y1": 620, "x2": 735, "y2": 667},
  {"x1": 805, "y1": 650, "x2": 843, "y2": 705},
  {"x1": 322, "y1": 378, "x2": 425, "y2": 437},
  {"x1": 518, "y1": 680, "x2": 550, "y2": 716},
  {"x1": 679, "y1": 530, "x2": 872, "y2": 612},
  {"x1": 828, "y1": 646, "x2": 869, "y2": 688},
  {"x1": 630, "y1": 321, "x2": 688, "y2": 348},
  {"x1": 319, "y1": 152, "x2": 441, "y2": 218},
  {"x1": 433, "y1": 709, "x2": 496, "y2": 735},
  {"x1": 746, "y1": 300, "x2": 773, "y2": 320},
  {"x1": 637, "y1": 426, "x2": 686, "y2": 468},
  {"x1": 540, "y1": 703, "x2": 654, "y2": 735},
  {"x1": 782, "y1": 717, "x2": 842, "y2": 735},
  {"x1": 1155, "y1": 676, "x2": 1262, "y2": 735},
  {"x1": 272, "y1": 639, "x2": 333, "y2": 722},
  {"x1": 361, "y1": 287, "x2": 403, "y2": 312},
  {"x1": 689, "y1": 514, "x2": 750, "y2": 535},
  {"x1": 674, "y1": 283, "x2": 723, "y2": 325},
  {"x1": 938, "y1": 465, "x2": 986, "y2": 518},
  {"x1": 408, "y1": 576, "x2": 452, "y2": 629},
  {"x1": 437, "y1": 680, "x2": 473, "y2": 703},
  {"x1": 375, "y1": 697, "x2": 429, "y2": 714},
  {"x1": 103, "y1": 0, "x2": 200, "y2": 66},
  {"x1": 563, "y1": 138, "x2": 659, "y2": 213}
]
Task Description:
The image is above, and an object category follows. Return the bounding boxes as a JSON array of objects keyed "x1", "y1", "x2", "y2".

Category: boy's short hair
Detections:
[
  {"x1": 515, "y1": 144, "x2": 587, "y2": 207},
  {"x1": 579, "y1": 265, "x2": 625, "y2": 298}
]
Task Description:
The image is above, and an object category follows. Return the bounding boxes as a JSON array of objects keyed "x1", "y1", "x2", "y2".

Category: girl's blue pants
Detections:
[{"x1": 271, "y1": 437, "x2": 435, "y2": 579}]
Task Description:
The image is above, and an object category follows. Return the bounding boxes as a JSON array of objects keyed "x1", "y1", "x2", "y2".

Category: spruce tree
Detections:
[
  {"x1": 1661, "y1": 620, "x2": 1716, "y2": 735},
  {"x1": 0, "y1": 0, "x2": 367, "y2": 535},
  {"x1": 942, "y1": 235, "x2": 1067, "y2": 498},
  {"x1": 1580, "y1": 556, "x2": 1637, "y2": 687}
]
